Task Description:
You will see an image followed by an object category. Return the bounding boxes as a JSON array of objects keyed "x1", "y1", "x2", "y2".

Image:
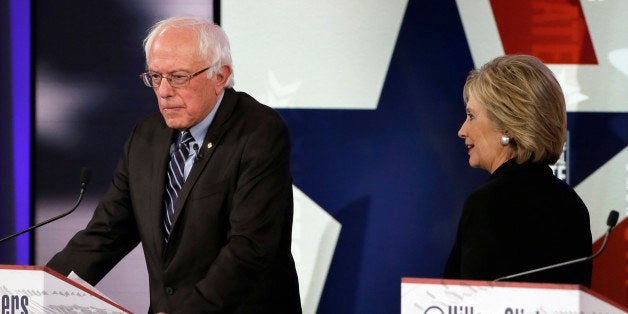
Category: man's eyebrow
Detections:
[{"x1": 147, "y1": 68, "x2": 190, "y2": 73}]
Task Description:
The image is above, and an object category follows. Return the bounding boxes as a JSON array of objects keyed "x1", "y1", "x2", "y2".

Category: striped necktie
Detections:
[{"x1": 163, "y1": 131, "x2": 194, "y2": 242}]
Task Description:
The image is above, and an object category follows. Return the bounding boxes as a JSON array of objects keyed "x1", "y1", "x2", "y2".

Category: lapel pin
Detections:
[{"x1": 207, "y1": 142, "x2": 213, "y2": 149}]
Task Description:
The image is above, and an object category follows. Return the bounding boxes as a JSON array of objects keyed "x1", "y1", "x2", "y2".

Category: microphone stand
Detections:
[
  {"x1": 0, "y1": 168, "x2": 91, "y2": 244},
  {"x1": 494, "y1": 210, "x2": 619, "y2": 282}
]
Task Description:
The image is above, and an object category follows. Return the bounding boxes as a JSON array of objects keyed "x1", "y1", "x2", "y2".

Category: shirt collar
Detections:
[{"x1": 188, "y1": 90, "x2": 224, "y2": 144}]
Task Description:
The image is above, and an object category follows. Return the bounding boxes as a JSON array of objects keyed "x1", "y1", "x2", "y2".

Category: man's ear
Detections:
[{"x1": 214, "y1": 64, "x2": 232, "y2": 93}]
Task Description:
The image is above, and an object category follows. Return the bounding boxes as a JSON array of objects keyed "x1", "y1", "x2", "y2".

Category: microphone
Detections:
[
  {"x1": 193, "y1": 143, "x2": 204, "y2": 161},
  {"x1": 0, "y1": 167, "x2": 92, "y2": 244},
  {"x1": 494, "y1": 210, "x2": 620, "y2": 282}
]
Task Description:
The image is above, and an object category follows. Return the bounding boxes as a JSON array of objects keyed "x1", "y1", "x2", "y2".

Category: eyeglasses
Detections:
[{"x1": 139, "y1": 66, "x2": 213, "y2": 88}]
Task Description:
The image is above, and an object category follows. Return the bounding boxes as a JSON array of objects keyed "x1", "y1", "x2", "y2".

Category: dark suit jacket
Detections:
[
  {"x1": 47, "y1": 88, "x2": 302, "y2": 313},
  {"x1": 444, "y1": 159, "x2": 592, "y2": 286}
]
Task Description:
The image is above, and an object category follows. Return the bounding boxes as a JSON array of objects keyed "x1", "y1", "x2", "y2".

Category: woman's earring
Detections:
[{"x1": 500, "y1": 135, "x2": 510, "y2": 146}]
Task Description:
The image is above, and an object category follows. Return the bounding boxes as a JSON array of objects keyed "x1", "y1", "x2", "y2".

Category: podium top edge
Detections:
[
  {"x1": 0, "y1": 264, "x2": 47, "y2": 271},
  {"x1": 401, "y1": 277, "x2": 582, "y2": 290}
]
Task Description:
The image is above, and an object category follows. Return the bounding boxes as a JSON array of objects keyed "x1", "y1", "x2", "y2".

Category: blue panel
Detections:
[
  {"x1": 568, "y1": 112, "x2": 628, "y2": 186},
  {"x1": 11, "y1": 0, "x2": 31, "y2": 264}
]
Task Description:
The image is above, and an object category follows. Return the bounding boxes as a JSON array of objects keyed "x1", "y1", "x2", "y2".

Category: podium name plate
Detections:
[
  {"x1": 401, "y1": 277, "x2": 627, "y2": 314},
  {"x1": 0, "y1": 265, "x2": 130, "y2": 314}
]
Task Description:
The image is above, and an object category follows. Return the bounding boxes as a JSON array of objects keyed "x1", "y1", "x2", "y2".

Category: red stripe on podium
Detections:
[{"x1": 591, "y1": 218, "x2": 628, "y2": 308}]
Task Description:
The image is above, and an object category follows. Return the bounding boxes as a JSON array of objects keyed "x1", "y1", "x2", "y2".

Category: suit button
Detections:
[{"x1": 165, "y1": 286, "x2": 174, "y2": 295}]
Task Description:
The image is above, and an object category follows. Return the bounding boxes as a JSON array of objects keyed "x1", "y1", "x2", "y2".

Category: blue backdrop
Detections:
[
  {"x1": 277, "y1": 2, "x2": 483, "y2": 312},
  {"x1": 2, "y1": 0, "x2": 626, "y2": 313}
]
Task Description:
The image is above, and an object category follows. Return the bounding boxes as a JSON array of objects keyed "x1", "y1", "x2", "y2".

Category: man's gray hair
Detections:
[{"x1": 143, "y1": 15, "x2": 234, "y2": 88}]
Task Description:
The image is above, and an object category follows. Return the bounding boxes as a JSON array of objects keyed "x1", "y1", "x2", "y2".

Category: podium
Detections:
[
  {"x1": 402, "y1": 277, "x2": 628, "y2": 314},
  {"x1": 0, "y1": 265, "x2": 131, "y2": 313}
]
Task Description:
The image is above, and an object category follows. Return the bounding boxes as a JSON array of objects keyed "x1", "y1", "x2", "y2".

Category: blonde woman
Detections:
[{"x1": 444, "y1": 55, "x2": 592, "y2": 286}]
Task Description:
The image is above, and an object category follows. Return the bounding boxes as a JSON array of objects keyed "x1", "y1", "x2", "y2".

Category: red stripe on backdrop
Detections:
[
  {"x1": 489, "y1": 0, "x2": 597, "y2": 64},
  {"x1": 591, "y1": 218, "x2": 628, "y2": 307}
]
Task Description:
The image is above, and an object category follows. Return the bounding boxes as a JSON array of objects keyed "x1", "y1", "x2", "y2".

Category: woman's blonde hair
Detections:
[{"x1": 463, "y1": 54, "x2": 566, "y2": 164}]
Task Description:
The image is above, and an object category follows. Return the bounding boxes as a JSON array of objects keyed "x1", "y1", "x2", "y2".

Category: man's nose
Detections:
[{"x1": 156, "y1": 78, "x2": 176, "y2": 98}]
